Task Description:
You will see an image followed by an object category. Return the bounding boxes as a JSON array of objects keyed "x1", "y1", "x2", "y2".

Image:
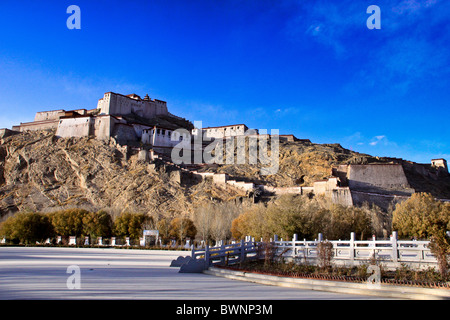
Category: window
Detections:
[{"x1": 157, "y1": 129, "x2": 160, "y2": 134}]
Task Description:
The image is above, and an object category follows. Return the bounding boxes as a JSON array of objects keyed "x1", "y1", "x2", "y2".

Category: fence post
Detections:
[
  {"x1": 318, "y1": 233, "x2": 323, "y2": 242},
  {"x1": 350, "y1": 232, "x2": 355, "y2": 265},
  {"x1": 292, "y1": 234, "x2": 297, "y2": 258},
  {"x1": 372, "y1": 234, "x2": 376, "y2": 259},
  {"x1": 240, "y1": 239, "x2": 245, "y2": 263},
  {"x1": 205, "y1": 245, "x2": 210, "y2": 266},
  {"x1": 220, "y1": 243, "x2": 225, "y2": 264},
  {"x1": 391, "y1": 231, "x2": 398, "y2": 264}
]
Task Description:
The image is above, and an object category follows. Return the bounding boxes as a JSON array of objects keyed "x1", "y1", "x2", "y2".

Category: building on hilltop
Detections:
[
  {"x1": 11, "y1": 92, "x2": 193, "y2": 150},
  {"x1": 97, "y1": 92, "x2": 169, "y2": 119},
  {"x1": 10, "y1": 91, "x2": 304, "y2": 151},
  {"x1": 192, "y1": 124, "x2": 253, "y2": 139},
  {"x1": 431, "y1": 158, "x2": 448, "y2": 173}
]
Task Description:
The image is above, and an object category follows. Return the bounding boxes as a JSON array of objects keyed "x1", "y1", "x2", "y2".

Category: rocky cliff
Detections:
[
  {"x1": 1, "y1": 130, "x2": 449, "y2": 219},
  {"x1": 0, "y1": 130, "x2": 246, "y2": 219}
]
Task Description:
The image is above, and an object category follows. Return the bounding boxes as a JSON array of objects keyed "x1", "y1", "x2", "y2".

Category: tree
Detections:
[
  {"x1": 393, "y1": 193, "x2": 449, "y2": 239},
  {"x1": 210, "y1": 202, "x2": 241, "y2": 243},
  {"x1": 113, "y1": 212, "x2": 151, "y2": 240},
  {"x1": 393, "y1": 193, "x2": 450, "y2": 278},
  {"x1": 156, "y1": 218, "x2": 170, "y2": 244},
  {"x1": 82, "y1": 210, "x2": 113, "y2": 239},
  {"x1": 48, "y1": 209, "x2": 89, "y2": 237},
  {"x1": 231, "y1": 194, "x2": 374, "y2": 241},
  {"x1": 327, "y1": 205, "x2": 373, "y2": 240},
  {"x1": 231, "y1": 204, "x2": 268, "y2": 240},
  {"x1": 194, "y1": 202, "x2": 243, "y2": 244},
  {"x1": 0, "y1": 212, "x2": 54, "y2": 244},
  {"x1": 169, "y1": 217, "x2": 196, "y2": 243},
  {"x1": 193, "y1": 204, "x2": 214, "y2": 243}
]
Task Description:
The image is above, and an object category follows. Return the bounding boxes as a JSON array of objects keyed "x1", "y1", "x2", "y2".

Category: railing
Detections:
[
  {"x1": 272, "y1": 232, "x2": 437, "y2": 269},
  {"x1": 189, "y1": 232, "x2": 439, "y2": 270},
  {"x1": 191, "y1": 240, "x2": 259, "y2": 267}
]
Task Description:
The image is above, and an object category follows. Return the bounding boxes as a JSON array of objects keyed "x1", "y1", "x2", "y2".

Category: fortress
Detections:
[
  {"x1": 12, "y1": 92, "x2": 195, "y2": 148},
  {"x1": 6, "y1": 91, "x2": 450, "y2": 210}
]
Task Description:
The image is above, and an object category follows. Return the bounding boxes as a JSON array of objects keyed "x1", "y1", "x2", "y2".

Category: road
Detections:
[{"x1": 0, "y1": 246, "x2": 388, "y2": 300}]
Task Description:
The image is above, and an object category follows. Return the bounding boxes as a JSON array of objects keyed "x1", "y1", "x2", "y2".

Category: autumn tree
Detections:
[
  {"x1": 82, "y1": 210, "x2": 113, "y2": 239},
  {"x1": 393, "y1": 193, "x2": 449, "y2": 239},
  {"x1": 393, "y1": 193, "x2": 450, "y2": 277},
  {"x1": 327, "y1": 205, "x2": 373, "y2": 240},
  {"x1": 231, "y1": 203, "x2": 268, "y2": 240},
  {"x1": 48, "y1": 209, "x2": 89, "y2": 237},
  {"x1": 155, "y1": 218, "x2": 171, "y2": 244},
  {"x1": 231, "y1": 194, "x2": 373, "y2": 241},
  {"x1": 168, "y1": 217, "x2": 197, "y2": 243},
  {"x1": 113, "y1": 212, "x2": 152, "y2": 240},
  {"x1": 211, "y1": 202, "x2": 241, "y2": 243},
  {"x1": 0, "y1": 212, "x2": 54, "y2": 244}
]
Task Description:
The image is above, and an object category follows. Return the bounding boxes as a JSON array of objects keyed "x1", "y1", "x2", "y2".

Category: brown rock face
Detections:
[
  {"x1": 0, "y1": 131, "x2": 246, "y2": 218},
  {"x1": 1, "y1": 131, "x2": 449, "y2": 219}
]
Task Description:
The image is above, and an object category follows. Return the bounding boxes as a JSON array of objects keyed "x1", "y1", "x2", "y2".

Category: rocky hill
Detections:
[
  {"x1": 203, "y1": 139, "x2": 389, "y2": 187},
  {"x1": 0, "y1": 131, "x2": 246, "y2": 219},
  {"x1": 207, "y1": 138, "x2": 450, "y2": 198},
  {"x1": 1, "y1": 130, "x2": 449, "y2": 219}
]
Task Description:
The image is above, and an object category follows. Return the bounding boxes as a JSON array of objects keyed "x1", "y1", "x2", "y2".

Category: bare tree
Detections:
[
  {"x1": 193, "y1": 204, "x2": 214, "y2": 244},
  {"x1": 194, "y1": 201, "x2": 243, "y2": 245}
]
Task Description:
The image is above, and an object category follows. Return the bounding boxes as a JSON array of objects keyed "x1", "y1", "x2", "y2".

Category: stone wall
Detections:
[
  {"x1": 331, "y1": 188, "x2": 353, "y2": 207},
  {"x1": 34, "y1": 110, "x2": 65, "y2": 122},
  {"x1": 313, "y1": 177, "x2": 340, "y2": 195},
  {"x1": 112, "y1": 123, "x2": 138, "y2": 145},
  {"x1": 346, "y1": 164, "x2": 414, "y2": 195},
  {"x1": 350, "y1": 190, "x2": 409, "y2": 210},
  {"x1": 203, "y1": 124, "x2": 248, "y2": 139},
  {"x1": 13, "y1": 119, "x2": 59, "y2": 132},
  {"x1": 56, "y1": 117, "x2": 93, "y2": 138},
  {"x1": 97, "y1": 92, "x2": 168, "y2": 120}
]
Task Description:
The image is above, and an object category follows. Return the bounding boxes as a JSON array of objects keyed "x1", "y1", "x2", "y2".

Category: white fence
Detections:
[
  {"x1": 191, "y1": 232, "x2": 439, "y2": 270},
  {"x1": 272, "y1": 232, "x2": 437, "y2": 270}
]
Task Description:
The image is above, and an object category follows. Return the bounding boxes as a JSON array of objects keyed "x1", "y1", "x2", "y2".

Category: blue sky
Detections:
[{"x1": 0, "y1": 0, "x2": 449, "y2": 163}]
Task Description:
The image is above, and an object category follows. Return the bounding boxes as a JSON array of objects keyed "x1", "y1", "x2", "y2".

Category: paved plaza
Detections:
[{"x1": 0, "y1": 246, "x2": 386, "y2": 300}]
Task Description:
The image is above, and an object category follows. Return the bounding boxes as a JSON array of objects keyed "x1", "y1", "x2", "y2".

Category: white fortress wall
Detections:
[
  {"x1": 97, "y1": 92, "x2": 168, "y2": 119},
  {"x1": 34, "y1": 110, "x2": 66, "y2": 122},
  {"x1": 203, "y1": 124, "x2": 248, "y2": 139},
  {"x1": 56, "y1": 117, "x2": 94, "y2": 138}
]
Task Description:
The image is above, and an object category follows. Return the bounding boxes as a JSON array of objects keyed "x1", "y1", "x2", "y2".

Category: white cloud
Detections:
[
  {"x1": 370, "y1": 135, "x2": 387, "y2": 146},
  {"x1": 274, "y1": 107, "x2": 300, "y2": 116}
]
